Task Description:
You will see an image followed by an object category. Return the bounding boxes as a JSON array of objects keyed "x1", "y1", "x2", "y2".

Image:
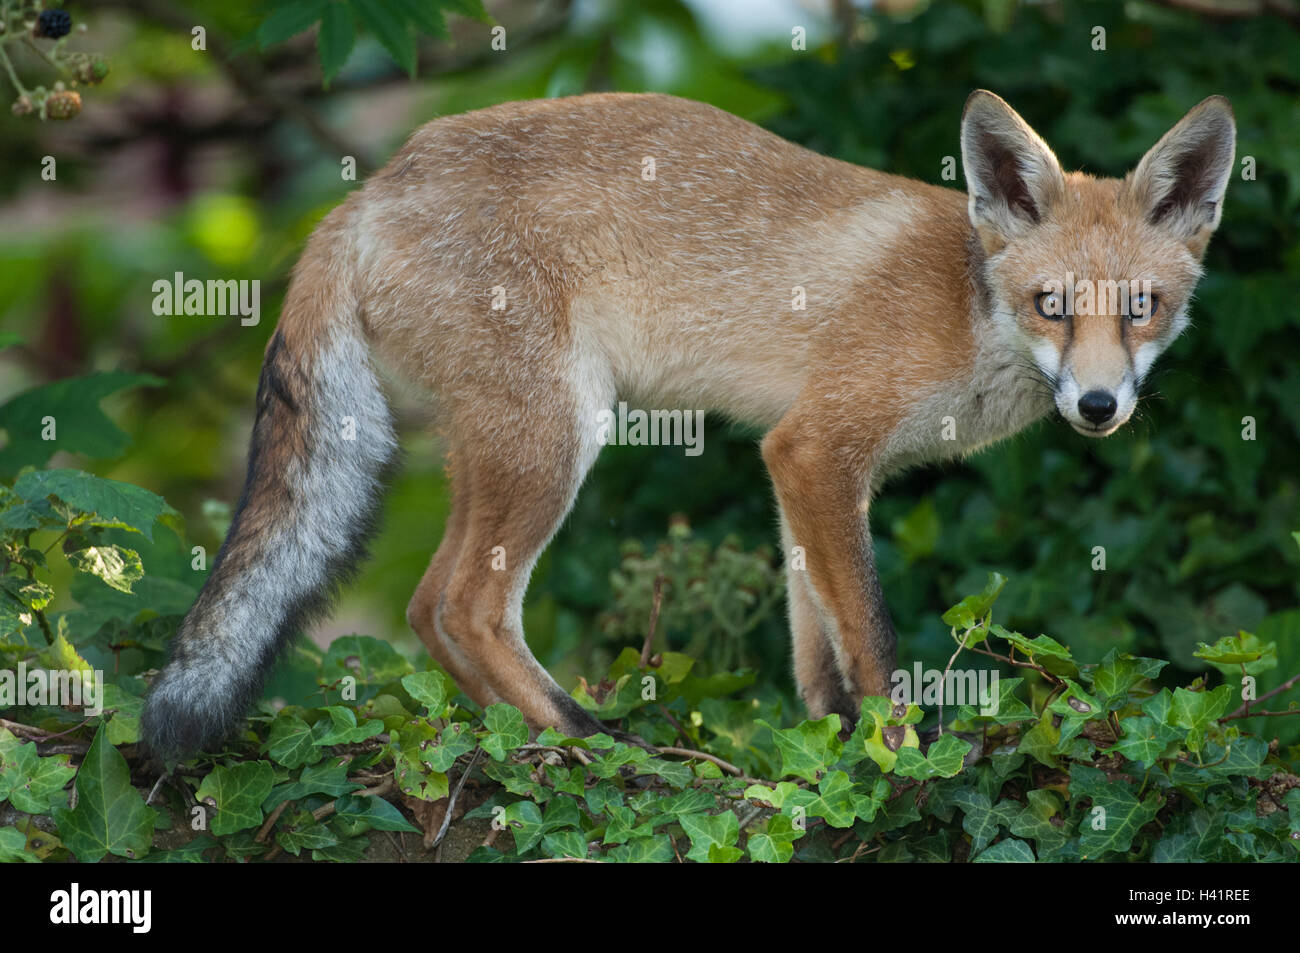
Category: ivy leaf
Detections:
[
  {"x1": 314, "y1": 705, "x2": 384, "y2": 745},
  {"x1": 1046, "y1": 679, "x2": 1104, "y2": 750},
  {"x1": 893, "y1": 733, "x2": 972, "y2": 780},
  {"x1": 1009, "y1": 789, "x2": 1070, "y2": 857},
  {"x1": 941, "y1": 572, "x2": 1006, "y2": 629},
  {"x1": 51, "y1": 726, "x2": 157, "y2": 861},
  {"x1": 401, "y1": 670, "x2": 453, "y2": 715},
  {"x1": 1195, "y1": 631, "x2": 1277, "y2": 678},
  {"x1": 312, "y1": 834, "x2": 370, "y2": 862},
  {"x1": 265, "y1": 758, "x2": 362, "y2": 810},
  {"x1": 1088, "y1": 650, "x2": 1167, "y2": 709},
  {"x1": 679, "y1": 810, "x2": 742, "y2": 863},
  {"x1": 760, "y1": 714, "x2": 842, "y2": 782},
  {"x1": 640, "y1": 757, "x2": 694, "y2": 790},
  {"x1": 607, "y1": 835, "x2": 674, "y2": 862},
  {"x1": 390, "y1": 725, "x2": 450, "y2": 801},
  {"x1": 1016, "y1": 713, "x2": 1061, "y2": 767},
  {"x1": 421, "y1": 721, "x2": 475, "y2": 772},
  {"x1": 1070, "y1": 764, "x2": 1163, "y2": 859},
  {"x1": 333, "y1": 793, "x2": 421, "y2": 832},
  {"x1": 276, "y1": 816, "x2": 341, "y2": 856},
  {"x1": 1170, "y1": 685, "x2": 1233, "y2": 753},
  {"x1": 194, "y1": 761, "x2": 275, "y2": 836},
  {"x1": 953, "y1": 675, "x2": 1035, "y2": 725},
  {"x1": 747, "y1": 813, "x2": 804, "y2": 863},
  {"x1": 502, "y1": 797, "x2": 581, "y2": 854},
  {"x1": 0, "y1": 826, "x2": 39, "y2": 863},
  {"x1": 542, "y1": 830, "x2": 589, "y2": 859},
  {"x1": 950, "y1": 788, "x2": 1018, "y2": 852},
  {"x1": 478, "y1": 703, "x2": 528, "y2": 761},
  {"x1": 0, "y1": 729, "x2": 76, "y2": 814},
  {"x1": 973, "y1": 837, "x2": 1036, "y2": 862},
  {"x1": 264, "y1": 713, "x2": 323, "y2": 769},
  {"x1": 811, "y1": 770, "x2": 884, "y2": 826},
  {"x1": 602, "y1": 805, "x2": 654, "y2": 845},
  {"x1": 321, "y1": 635, "x2": 413, "y2": 687},
  {"x1": 1111, "y1": 714, "x2": 1180, "y2": 767},
  {"x1": 587, "y1": 743, "x2": 649, "y2": 779},
  {"x1": 992, "y1": 625, "x2": 1077, "y2": 676},
  {"x1": 101, "y1": 683, "x2": 143, "y2": 746}
]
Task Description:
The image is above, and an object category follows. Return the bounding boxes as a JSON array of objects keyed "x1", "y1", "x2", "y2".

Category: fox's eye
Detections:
[
  {"x1": 1034, "y1": 291, "x2": 1065, "y2": 320},
  {"x1": 1129, "y1": 292, "x2": 1159, "y2": 320}
]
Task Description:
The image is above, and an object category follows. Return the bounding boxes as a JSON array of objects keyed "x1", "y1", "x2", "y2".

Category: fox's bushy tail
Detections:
[{"x1": 141, "y1": 226, "x2": 397, "y2": 761}]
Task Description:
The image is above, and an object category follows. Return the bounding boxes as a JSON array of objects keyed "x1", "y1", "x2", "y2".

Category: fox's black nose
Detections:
[{"x1": 1078, "y1": 390, "x2": 1117, "y2": 425}]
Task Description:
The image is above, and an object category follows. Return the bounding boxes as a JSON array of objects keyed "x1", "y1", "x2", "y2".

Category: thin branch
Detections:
[
  {"x1": 653, "y1": 746, "x2": 742, "y2": 777},
  {"x1": 432, "y1": 748, "x2": 483, "y2": 849},
  {"x1": 1223, "y1": 669, "x2": 1300, "y2": 721},
  {"x1": 639, "y1": 573, "x2": 665, "y2": 668}
]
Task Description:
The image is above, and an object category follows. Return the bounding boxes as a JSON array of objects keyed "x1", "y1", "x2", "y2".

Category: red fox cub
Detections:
[{"x1": 140, "y1": 91, "x2": 1235, "y2": 759}]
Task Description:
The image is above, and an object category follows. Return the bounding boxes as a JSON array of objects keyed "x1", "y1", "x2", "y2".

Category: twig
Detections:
[
  {"x1": 653, "y1": 745, "x2": 743, "y2": 777},
  {"x1": 1223, "y1": 670, "x2": 1300, "y2": 721},
  {"x1": 656, "y1": 704, "x2": 693, "y2": 748},
  {"x1": 935, "y1": 631, "x2": 967, "y2": 736},
  {"x1": 639, "y1": 573, "x2": 665, "y2": 669},
  {"x1": 432, "y1": 748, "x2": 483, "y2": 849},
  {"x1": 967, "y1": 644, "x2": 1060, "y2": 683},
  {"x1": 254, "y1": 801, "x2": 290, "y2": 844}
]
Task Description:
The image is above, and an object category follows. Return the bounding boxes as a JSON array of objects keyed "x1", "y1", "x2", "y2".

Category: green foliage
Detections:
[
  {"x1": 1, "y1": 395, "x2": 1296, "y2": 859},
  {"x1": 252, "y1": 0, "x2": 491, "y2": 84},
  {"x1": 600, "y1": 518, "x2": 784, "y2": 672}
]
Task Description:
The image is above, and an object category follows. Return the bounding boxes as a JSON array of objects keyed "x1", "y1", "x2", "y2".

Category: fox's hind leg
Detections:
[
  {"x1": 406, "y1": 465, "x2": 501, "y2": 708},
  {"x1": 411, "y1": 364, "x2": 614, "y2": 738}
]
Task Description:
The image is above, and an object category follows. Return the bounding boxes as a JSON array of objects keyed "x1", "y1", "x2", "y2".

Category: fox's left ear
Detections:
[{"x1": 1127, "y1": 96, "x2": 1236, "y2": 248}]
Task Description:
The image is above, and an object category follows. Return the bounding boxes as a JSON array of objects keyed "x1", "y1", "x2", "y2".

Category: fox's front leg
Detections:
[{"x1": 762, "y1": 419, "x2": 898, "y2": 724}]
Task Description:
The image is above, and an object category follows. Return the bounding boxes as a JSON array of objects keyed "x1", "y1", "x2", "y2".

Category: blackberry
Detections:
[
  {"x1": 36, "y1": 9, "x2": 72, "y2": 40},
  {"x1": 45, "y1": 89, "x2": 81, "y2": 120},
  {"x1": 78, "y1": 57, "x2": 109, "y2": 85}
]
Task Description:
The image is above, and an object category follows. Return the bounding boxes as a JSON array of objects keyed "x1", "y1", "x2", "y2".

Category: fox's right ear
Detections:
[{"x1": 960, "y1": 90, "x2": 1065, "y2": 252}]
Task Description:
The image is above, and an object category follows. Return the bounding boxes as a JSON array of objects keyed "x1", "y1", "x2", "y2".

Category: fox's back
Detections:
[{"x1": 346, "y1": 93, "x2": 975, "y2": 424}]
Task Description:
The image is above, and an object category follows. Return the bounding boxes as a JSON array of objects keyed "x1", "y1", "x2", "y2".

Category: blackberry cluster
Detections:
[{"x1": 36, "y1": 8, "x2": 72, "y2": 40}]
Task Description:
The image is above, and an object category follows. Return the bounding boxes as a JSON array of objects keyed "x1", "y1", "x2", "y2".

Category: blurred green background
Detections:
[{"x1": 2, "y1": 0, "x2": 1298, "y2": 740}]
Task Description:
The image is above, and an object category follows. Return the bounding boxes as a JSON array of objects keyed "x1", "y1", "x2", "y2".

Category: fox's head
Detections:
[{"x1": 960, "y1": 91, "x2": 1235, "y2": 437}]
